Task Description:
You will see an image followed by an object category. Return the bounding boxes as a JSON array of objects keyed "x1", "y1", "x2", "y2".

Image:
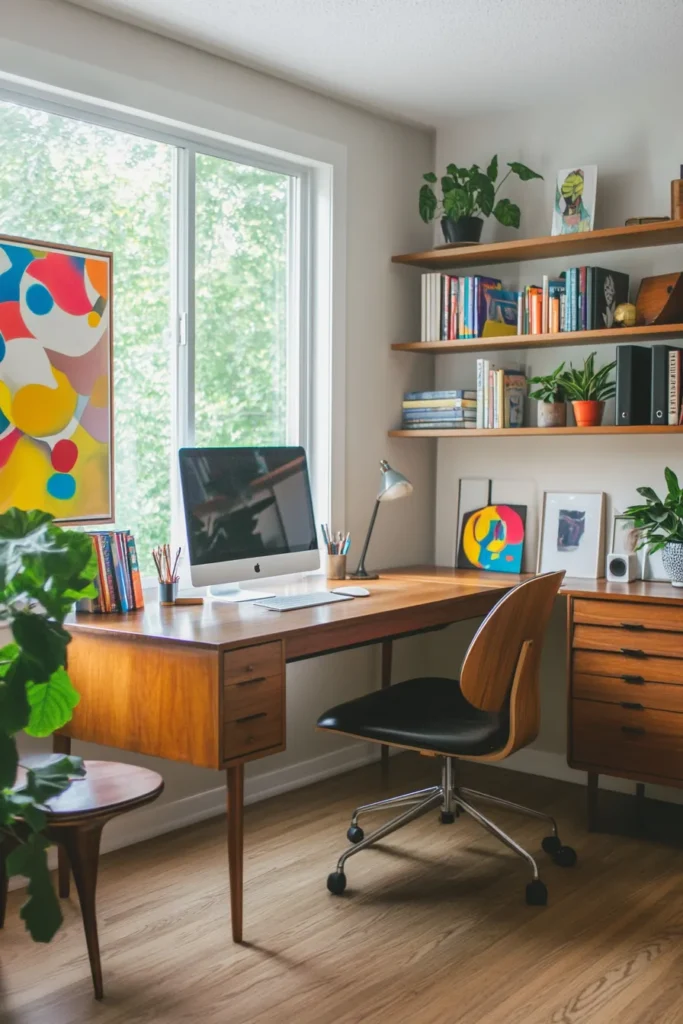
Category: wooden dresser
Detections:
[{"x1": 565, "y1": 580, "x2": 683, "y2": 826}]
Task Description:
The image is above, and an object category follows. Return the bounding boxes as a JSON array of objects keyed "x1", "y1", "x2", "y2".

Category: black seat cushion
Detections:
[{"x1": 317, "y1": 677, "x2": 509, "y2": 757}]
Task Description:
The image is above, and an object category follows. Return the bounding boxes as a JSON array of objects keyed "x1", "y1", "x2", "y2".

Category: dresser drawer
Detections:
[
  {"x1": 573, "y1": 649, "x2": 683, "y2": 686},
  {"x1": 571, "y1": 699, "x2": 683, "y2": 781},
  {"x1": 573, "y1": 623, "x2": 683, "y2": 659},
  {"x1": 573, "y1": 598, "x2": 683, "y2": 634},
  {"x1": 573, "y1": 672, "x2": 683, "y2": 713},
  {"x1": 223, "y1": 641, "x2": 283, "y2": 685},
  {"x1": 223, "y1": 710, "x2": 284, "y2": 760},
  {"x1": 224, "y1": 674, "x2": 283, "y2": 723}
]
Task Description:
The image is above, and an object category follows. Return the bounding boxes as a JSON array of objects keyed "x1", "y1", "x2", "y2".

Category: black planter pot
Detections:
[{"x1": 441, "y1": 216, "x2": 484, "y2": 245}]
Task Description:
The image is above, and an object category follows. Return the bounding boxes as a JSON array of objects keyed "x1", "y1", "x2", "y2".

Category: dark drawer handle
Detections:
[
  {"x1": 620, "y1": 701, "x2": 644, "y2": 710},
  {"x1": 620, "y1": 648, "x2": 647, "y2": 659},
  {"x1": 621, "y1": 622, "x2": 646, "y2": 632},
  {"x1": 621, "y1": 725, "x2": 646, "y2": 736},
  {"x1": 236, "y1": 712, "x2": 267, "y2": 724},
  {"x1": 236, "y1": 676, "x2": 266, "y2": 687},
  {"x1": 621, "y1": 674, "x2": 645, "y2": 684}
]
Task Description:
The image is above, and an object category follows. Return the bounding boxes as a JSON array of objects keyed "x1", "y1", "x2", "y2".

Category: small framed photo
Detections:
[
  {"x1": 551, "y1": 165, "x2": 597, "y2": 235},
  {"x1": 611, "y1": 514, "x2": 639, "y2": 555},
  {"x1": 538, "y1": 492, "x2": 606, "y2": 578}
]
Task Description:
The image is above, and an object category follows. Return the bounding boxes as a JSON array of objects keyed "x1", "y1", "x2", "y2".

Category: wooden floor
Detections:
[{"x1": 3, "y1": 754, "x2": 683, "y2": 1024}]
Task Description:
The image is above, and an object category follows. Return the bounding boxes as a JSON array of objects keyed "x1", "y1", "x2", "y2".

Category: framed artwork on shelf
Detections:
[
  {"x1": 611, "y1": 514, "x2": 639, "y2": 555},
  {"x1": 538, "y1": 491, "x2": 605, "y2": 578},
  {"x1": 0, "y1": 233, "x2": 114, "y2": 524},
  {"x1": 551, "y1": 165, "x2": 597, "y2": 235},
  {"x1": 457, "y1": 503, "x2": 527, "y2": 574}
]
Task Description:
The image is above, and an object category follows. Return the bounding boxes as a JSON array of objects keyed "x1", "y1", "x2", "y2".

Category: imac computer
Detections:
[{"x1": 178, "y1": 446, "x2": 320, "y2": 602}]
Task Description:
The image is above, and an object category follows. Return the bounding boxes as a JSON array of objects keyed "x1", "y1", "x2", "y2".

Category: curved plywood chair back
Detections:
[{"x1": 459, "y1": 571, "x2": 565, "y2": 717}]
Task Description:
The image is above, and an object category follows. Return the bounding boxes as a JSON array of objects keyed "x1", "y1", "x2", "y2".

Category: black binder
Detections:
[
  {"x1": 651, "y1": 344, "x2": 674, "y2": 424},
  {"x1": 616, "y1": 345, "x2": 651, "y2": 425}
]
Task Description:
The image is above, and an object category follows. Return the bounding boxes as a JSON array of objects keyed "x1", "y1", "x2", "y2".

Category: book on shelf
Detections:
[
  {"x1": 475, "y1": 360, "x2": 526, "y2": 429},
  {"x1": 401, "y1": 388, "x2": 478, "y2": 430},
  {"x1": 616, "y1": 345, "x2": 651, "y2": 425},
  {"x1": 77, "y1": 530, "x2": 145, "y2": 614}
]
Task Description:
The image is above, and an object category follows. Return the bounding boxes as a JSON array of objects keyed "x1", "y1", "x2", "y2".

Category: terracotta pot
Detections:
[
  {"x1": 572, "y1": 400, "x2": 605, "y2": 427},
  {"x1": 537, "y1": 401, "x2": 567, "y2": 428}
]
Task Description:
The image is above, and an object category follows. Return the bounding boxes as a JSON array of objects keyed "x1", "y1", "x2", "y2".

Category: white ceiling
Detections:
[{"x1": 67, "y1": 0, "x2": 683, "y2": 125}]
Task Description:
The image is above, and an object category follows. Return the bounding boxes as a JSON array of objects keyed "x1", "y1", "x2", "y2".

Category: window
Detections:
[{"x1": 0, "y1": 96, "x2": 309, "y2": 576}]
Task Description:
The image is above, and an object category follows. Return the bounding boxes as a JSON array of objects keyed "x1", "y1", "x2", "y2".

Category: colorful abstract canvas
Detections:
[
  {"x1": 457, "y1": 504, "x2": 526, "y2": 573},
  {"x1": 0, "y1": 235, "x2": 113, "y2": 523},
  {"x1": 551, "y1": 166, "x2": 597, "y2": 235}
]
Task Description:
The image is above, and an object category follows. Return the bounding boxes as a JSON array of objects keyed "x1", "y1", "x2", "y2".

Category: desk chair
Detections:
[{"x1": 317, "y1": 571, "x2": 574, "y2": 906}]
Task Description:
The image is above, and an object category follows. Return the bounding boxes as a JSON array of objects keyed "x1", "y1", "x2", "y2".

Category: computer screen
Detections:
[{"x1": 179, "y1": 446, "x2": 318, "y2": 568}]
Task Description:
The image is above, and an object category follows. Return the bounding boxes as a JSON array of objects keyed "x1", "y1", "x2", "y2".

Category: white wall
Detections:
[
  {"x1": 427, "y1": 92, "x2": 683, "y2": 802},
  {"x1": 1, "y1": 0, "x2": 437, "y2": 851}
]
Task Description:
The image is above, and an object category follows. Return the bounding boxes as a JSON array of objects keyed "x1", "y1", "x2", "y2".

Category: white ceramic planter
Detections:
[{"x1": 662, "y1": 542, "x2": 683, "y2": 587}]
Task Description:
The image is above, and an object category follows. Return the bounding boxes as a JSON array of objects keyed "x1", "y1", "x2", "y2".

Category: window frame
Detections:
[{"x1": 0, "y1": 76, "x2": 342, "y2": 578}]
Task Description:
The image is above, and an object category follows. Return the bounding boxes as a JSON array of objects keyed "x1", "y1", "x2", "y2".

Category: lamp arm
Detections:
[{"x1": 353, "y1": 499, "x2": 381, "y2": 578}]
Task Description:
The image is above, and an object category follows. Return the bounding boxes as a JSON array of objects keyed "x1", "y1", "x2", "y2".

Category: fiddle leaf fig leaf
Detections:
[
  {"x1": 24, "y1": 667, "x2": 80, "y2": 738},
  {"x1": 7, "y1": 835, "x2": 63, "y2": 943}
]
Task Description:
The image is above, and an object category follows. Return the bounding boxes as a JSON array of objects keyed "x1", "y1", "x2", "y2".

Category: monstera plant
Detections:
[{"x1": 0, "y1": 508, "x2": 97, "y2": 941}]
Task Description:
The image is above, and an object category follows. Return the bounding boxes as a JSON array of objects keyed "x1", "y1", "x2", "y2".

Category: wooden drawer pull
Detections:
[
  {"x1": 621, "y1": 725, "x2": 646, "y2": 736},
  {"x1": 236, "y1": 676, "x2": 266, "y2": 687},
  {"x1": 236, "y1": 712, "x2": 267, "y2": 724},
  {"x1": 620, "y1": 648, "x2": 647, "y2": 659},
  {"x1": 620, "y1": 622, "x2": 645, "y2": 631},
  {"x1": 620, "y1": 701, "x2": 644, "y2": 710}
]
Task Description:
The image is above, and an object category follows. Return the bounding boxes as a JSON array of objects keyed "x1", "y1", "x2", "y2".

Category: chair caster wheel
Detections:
[
  {"x1": 542, "y1": 835, "x2": 561, "y2": 855},
  {"x1": 440, "y1": 811, "x2": 456, "y2": 825},
  {"x1": 327, "y1": 871, "x2": 347, "y2": 896},
  {"x1": 347, "y1": 825, "x2": 364, "y2": 844},
  {"x1": 553, "y1": 845, "x2": 577, "y2": 868},
  {"x1": 525, "y1": 879, "x2": 548, "y2": 906}
]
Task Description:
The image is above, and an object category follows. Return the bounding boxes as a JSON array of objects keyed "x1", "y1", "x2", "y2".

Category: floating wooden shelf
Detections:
[
  {"x1": 391, "y1": 323, "x2": 683, "y2": 355},
  {"x1": 389, "y1": 425, "x2": 683, "y2": 439},
  {"x1": 392, "y1": 220, "x2": 683, "y2": 270}
]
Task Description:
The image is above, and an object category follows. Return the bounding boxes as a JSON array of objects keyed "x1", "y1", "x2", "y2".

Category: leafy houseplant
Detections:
[
  {"x1": 0, "y1": 508, "x2": 97, "y2": 941},
  {"x1": 560, "y1": 352, "x2": 616, "y2": 427},
  {"x1": 624, "y1": 468, "x2": 683, "y2": 586},
  {"x1": 529, "y1": 362, "x2": 568, "y2": 428},
  {"x1": 419, "y1": 156, "x2": 543, "y2": 245}
]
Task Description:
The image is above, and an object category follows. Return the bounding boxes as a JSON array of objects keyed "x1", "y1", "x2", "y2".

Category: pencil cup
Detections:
[
  {"x1": 326, "y1": 554, "x2": 347, "y2": 580},
  {"x1": 159, "y1": 581, "x2": 178, "y2": 605}
]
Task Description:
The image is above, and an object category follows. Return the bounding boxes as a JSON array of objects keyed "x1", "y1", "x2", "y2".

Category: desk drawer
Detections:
[
  {"x1": 571, "y1": 698, "x2": 683, "y2": 781},
  {"x1": 573, "y1": 649, "x2": 683, "y2": 686},
  {"x1": 573, "y1": 672, "x2": 683, "y2": 713},
  {"x1": 573, "y1": 598, "x2": 683, "y2": 634},
  {"x1": 224, "y1": 674, "x2": 283, "y2": 723},
  {"x1": 573, "y1": 623, "x2": 683, "y2": 659},
  {"x1": 223, "y1": 642, "x2": 282, "y2": 685},
  {"x1": 224, "y1": 710, "x2": 283, "y2": 759}
]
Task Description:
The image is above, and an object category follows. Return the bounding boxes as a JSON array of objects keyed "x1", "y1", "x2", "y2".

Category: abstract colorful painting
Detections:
[
  {"x1": 551, "y1": 165, "x2": 597, "y2": 235},
  {"x1": 457, "y1": 504, "x2": 527, "y2": 573},
  {"x1": 0, "y1": 235, "x2": 113, "y2": 523}
]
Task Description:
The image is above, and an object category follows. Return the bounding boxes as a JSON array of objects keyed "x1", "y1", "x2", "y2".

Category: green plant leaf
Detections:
[
  {"x1": 422, "y1": 172, "x2": 437, "y2": 183},
  {"x1": 24, "y1": 667, "x2": 80, "y2": 738},
  {"x1": 636, "y1": 486, "x2": 661, "y2": 503},
  {"x1": 16, "y1": 755, "x2": 85, "y2": 804},
  {"x1": 665, "y1": 466, "x2": 680, "y2": 500},
  {"x1": 487, "y1": 155, "x2": 498, "y2": 182},
  {"x1": 6, "y1": 834, "x2": 63, "y2": 942},
  {"x1": 508, "y1": 161, "x2": 544, "y2": 181},
  {"x1": 443, "y1": 187, "x2": 470, "y2": 221},
  {"x1": 11, "y1": 614, "x2": 71, "y2": 688},
  {"x1": 441, "y1": 176, "x2": 456, "y2": 193},
  {"x1": 0, "y1": 731, "x2": 18, "y2": 790},
  {"x1": 493, "y1": 198, "x2": 521, "y2": 228},
  {"x1": 419, "y1": 183, "x2": 437, "y2": 223}
]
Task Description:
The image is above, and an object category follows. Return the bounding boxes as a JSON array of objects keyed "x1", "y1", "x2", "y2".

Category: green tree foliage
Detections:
[{"x1": 0, "y1": 102, "x2": 289, "y2": 572}]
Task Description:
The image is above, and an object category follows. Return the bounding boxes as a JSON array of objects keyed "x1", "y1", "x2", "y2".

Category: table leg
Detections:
[
  {"x1": 226, "y1": 764, "x2": 244, "y2": 943},
  {"x1": 54, "y1": 823, "x2": 105, "y2": 1000},
  {"x1": 587, "y1": 772, "x2": 599, "y2": 832},
  {"x1": 381, "y1": 640, "x2": 392, "y2": 784},
  {"x1": 53, "y1": 735, "x2": 72, "y2": 898}
]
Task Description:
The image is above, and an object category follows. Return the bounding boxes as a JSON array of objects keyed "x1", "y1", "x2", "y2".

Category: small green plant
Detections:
[
  {"x1": 623, "y1": 468, "x2": 683, "y2": 553},
  {"x1": 0, "y1": 508, "x2": 97, "y2": 942},
  {"x1": 419, "y1": 155, "x2": 543, "y2": 229},
  {"x1": 529, "y1": 362, "x2": 567, "y2": 403},
  {"x1": 560, "y1": 352, "x2": 616, "y2": 402}
]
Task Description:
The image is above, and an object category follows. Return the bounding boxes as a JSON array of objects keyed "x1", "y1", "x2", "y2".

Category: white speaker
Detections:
[{"x1": 605, "y1": 552, "x2": 640, "y2": 582}]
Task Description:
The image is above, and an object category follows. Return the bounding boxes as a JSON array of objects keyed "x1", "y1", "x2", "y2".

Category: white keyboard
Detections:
[{"x1": 255, "y1": 592, "x2": 354, "y2": 612}]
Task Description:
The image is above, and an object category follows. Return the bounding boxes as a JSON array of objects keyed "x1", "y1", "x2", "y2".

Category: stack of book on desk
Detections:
[
  {"x1": 77, "y1": 530, "x2": 145, "y2": 613},
  {"x1": 401, "y1": 389, "x2": 477, "y2": 429}
]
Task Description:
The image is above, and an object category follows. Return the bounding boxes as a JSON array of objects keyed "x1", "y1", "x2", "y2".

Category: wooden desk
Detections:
[{"x1": 60, "y1": 568, "x2": 515, "y2": 941}]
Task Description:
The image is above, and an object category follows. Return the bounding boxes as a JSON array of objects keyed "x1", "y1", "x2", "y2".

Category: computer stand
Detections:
[{"x1": 207, "y1": 583, "x2": 276, "y2": 604}]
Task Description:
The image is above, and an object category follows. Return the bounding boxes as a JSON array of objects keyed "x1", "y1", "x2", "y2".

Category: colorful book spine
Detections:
[
  {"x1": 109, "y1": 533, "x2": 130, "y2": 612},
  {"x1": 449, "y1": 277, "x2": 458, "y2": 340},
  {"x1": 669, "y1": 349, "x2": 681, "y2": 425},
  {"x1": 404, "y1": 389, "x2": 476, "y2": 400},
  {"x1": 99, "y1": 533, "x2": 119, "y2": 612},
  {"x1": 126, "y1": 534, "x2": 145, "y2": 609},
  {"x1": 476, "y1": 359, "x2": 485, "y2": 429}
]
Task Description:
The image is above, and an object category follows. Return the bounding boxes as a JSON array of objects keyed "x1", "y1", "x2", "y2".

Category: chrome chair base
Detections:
[{"x1": 327, "y1": 758, "x2": 577, "y2": 904}]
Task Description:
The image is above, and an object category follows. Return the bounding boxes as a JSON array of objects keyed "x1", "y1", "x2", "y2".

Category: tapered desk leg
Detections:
[
  {"x1": 55, "y1": 824, "x2": 105, "y2": 1000},
  {"x1": 587, "y1": 772, "x2": 599, "y2": 832},
  {"x1": 226, "y1": 764, "x2": 244, "y2": 943},
  {"x1": 53, "y1": 734, "x2": 72, "y2": 898},
  {"x1": 381, "y1": 640, "x2": 392, "y2": 784}
]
